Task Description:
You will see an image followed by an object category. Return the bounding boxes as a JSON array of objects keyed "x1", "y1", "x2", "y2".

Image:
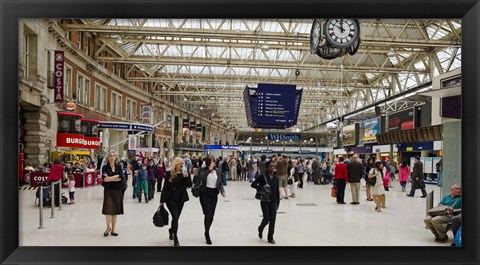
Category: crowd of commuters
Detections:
[{"x1": 27, "y1": 150, "x2": 458, "y2": 246}]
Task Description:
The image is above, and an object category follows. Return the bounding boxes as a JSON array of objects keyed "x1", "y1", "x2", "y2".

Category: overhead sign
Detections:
[
  {"x1": 131, "y1": 124, "x2": 153, "y2": 132},
  {"x1": 204, "y1": 145, "x2": 239, "y2": 150},
  {"x1": 267, "y1": 134, "x2": 301, "y2": 141},
  {"x1": 54, "y1": 50, "x2": 64, "y2": 102},
  {"x1": 388, "y1": 108, "x2": 414, "y2": 132},
  {"x1": 362, "y1": 117, "x2": 380, "y2": 142},
  {"x1": 244, "y1": 84, "x2": 303, "y2": 129},
  {"x1": 97, "y1": 122, "x2": 131, "y2": 130}
]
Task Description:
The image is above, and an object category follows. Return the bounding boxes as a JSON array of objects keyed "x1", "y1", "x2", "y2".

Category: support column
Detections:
[
  {"x1": 102, "y1": 129, "x2": 110, "y2": 152},
  {"x1": 441, "y1": 120, "x2": 461, "y2": 197},
  {"x1": 23, "y1": 107, "x2": 48, "y2": 166}
]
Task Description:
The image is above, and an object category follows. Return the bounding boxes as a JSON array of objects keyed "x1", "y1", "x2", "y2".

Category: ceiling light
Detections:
[
  {"x1": 115, "y1": 36, "x2": 123, "y2": 44},
  {"x1": 200, "y1": 106, "x2": 204, "y2": 110},
  {"x1": 260, "y1": 43, "x2": 270, "y2": 51},
  {"x1": 183, "y1": 97, "x2": 187, "y2": 101}
]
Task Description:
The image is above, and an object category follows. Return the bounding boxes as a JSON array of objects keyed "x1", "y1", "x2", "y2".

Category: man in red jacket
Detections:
[
  {"x1": 334, "y1": 156, "x2": 348, "y2": 204},
  {"x1": 46, "y1": 158, "x2": 64, "y2": 206}
]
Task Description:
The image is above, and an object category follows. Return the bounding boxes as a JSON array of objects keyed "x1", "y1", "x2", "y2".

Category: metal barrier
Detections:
[{"x1": 38, "y1": 180, "x2": 62, "y2": 229}]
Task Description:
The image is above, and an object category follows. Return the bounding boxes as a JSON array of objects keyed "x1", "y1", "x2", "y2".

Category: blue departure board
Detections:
[{"x1": 244, "y1": 83, "x2": 302, "y2": 129}]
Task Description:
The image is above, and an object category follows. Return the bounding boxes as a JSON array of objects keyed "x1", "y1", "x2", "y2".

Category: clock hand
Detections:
[{"x1": 339, "y1": 21, "x2": 345, "y2": 33}]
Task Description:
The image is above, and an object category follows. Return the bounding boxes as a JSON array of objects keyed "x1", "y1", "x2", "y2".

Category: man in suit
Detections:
[
  {"x1": 347, "y1": 155, "x2": 363, "y2": 205},
  {"x1": 407, "y1": 156, "x2": 427, "y2": 197}
]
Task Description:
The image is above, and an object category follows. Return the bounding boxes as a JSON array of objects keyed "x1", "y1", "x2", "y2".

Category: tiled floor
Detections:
[{"x1": 19, "y1": 179, "x2": 450, "y2": 246}]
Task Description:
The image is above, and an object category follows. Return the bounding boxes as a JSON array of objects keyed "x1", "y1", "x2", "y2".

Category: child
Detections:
[
  {"x1": 136, "y1": 164, "x2": 149, "y2": 203},
  {"x1": 67, "y1": 174, "x2": 75, "y2": 205}
]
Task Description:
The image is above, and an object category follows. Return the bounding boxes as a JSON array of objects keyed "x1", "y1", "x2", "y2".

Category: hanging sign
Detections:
[{"x1": 54, "y1": 50, "x2": 64, "y2": 102}]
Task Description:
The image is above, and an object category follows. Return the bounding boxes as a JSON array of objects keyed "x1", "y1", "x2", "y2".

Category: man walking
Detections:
[
  {"x1": 407, "y1": 156, "x2": 427, "y2": 198},
  {"x1": 347, "y1": 155, "x2": 363, "y2": 205},
  {"x1": 221, "y1": 157, "x2": 229, "y2": 186}
]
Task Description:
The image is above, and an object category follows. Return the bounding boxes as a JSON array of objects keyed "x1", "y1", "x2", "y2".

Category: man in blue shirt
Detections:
[{"x1": 424, "y1": 184, "x2": 462, "y2": 243}]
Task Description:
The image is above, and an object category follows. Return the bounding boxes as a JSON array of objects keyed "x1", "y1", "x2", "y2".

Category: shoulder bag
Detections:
[
  {"x1": 427, "y1": 206, "x2": 449, "y2": 217},
  {"x1": 367, "y1": 170, "x2": 377, "y2": 186},
  {"x1": 153, "y1": 205, "x2": 166, "y2": 227},
  {"x1": 255, "y1": 175, "x2": 271, "y2": 202}
]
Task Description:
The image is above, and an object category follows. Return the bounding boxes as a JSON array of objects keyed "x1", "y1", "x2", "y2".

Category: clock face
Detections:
[{"x1": 324, "y1": 19, "x2": 359, "y2": 48}]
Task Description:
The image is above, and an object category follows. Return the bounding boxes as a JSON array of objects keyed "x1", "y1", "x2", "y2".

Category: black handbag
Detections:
[
  {"x1": 191, "y1": 180, "x2": 202, "y2": 198},
  {"x1": 153, "y1": 205, "x2": 169, "y2": 227},
  {"x1": 255, "y1": 175, "x2": 271, "y2": 202},
  {"x1": 367, "y1": 176, "x2": 376, "y2": 186}
]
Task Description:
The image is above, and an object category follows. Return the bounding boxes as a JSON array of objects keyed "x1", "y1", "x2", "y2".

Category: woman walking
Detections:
[
  {"x1": 101, "y1": 150, "x2": 124, "y2": 236},
  {"x1": 398, "y1": 160, "x2": 410, "y2": 192},
  {"x1": 160, "y1": 157, "x2": 193, "y2": 246},
  {"x1": 288, "y1": 160, "x2": 299, "y2": 198},
  {"x1": 198, "y1": 155, "x2": 225, "y2": 245},
  {"x1": 365, "y1": 158, "x2": 375, "y2": 201},
  {"x1": 367, "y1": 161, "x2": 386, "y2": 212},
  {"x1": 251, "y1": 160, "x2": 280, "y2": 244}
]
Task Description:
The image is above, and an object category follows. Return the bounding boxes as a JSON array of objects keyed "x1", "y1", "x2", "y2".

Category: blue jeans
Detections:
[
  {"x1": 222, "y1": 172, "x2": 228, "y2": 186},
  {"x1": 437, "y1": 171, "x2": 443, "y2": 187},
  {"x1": 248, "y1": 169, "x2": 254, "y2": 182}
]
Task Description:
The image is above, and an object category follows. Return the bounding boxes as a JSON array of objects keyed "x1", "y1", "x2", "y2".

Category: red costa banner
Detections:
[
  {"x1": 54, "y1": 50, "x2": 64, "y2": 102},
  {"x1": 83, "y1": 172, "x2": 96, "y2": 187},
  {"x1": 57, "y1": 134, "x2": 85, "y2": 148},
  {"x1": 83, "y1": 137, "x2": 101, "y2": 149}
]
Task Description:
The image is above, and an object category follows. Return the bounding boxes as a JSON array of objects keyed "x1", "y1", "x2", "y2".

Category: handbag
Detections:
[
  {"x1": 153, "y1": 205, "x2": 169, "y2": 227},
  {"x1": 191, "y1": 180, "x2": 202, "y2": 198},
  {"x1": 255, "y1": 175, "x2": 271, "y2": 202},
  {"x1": 367, "y1": 176, "x2": 376, "y2": 186},
  {"x1": 331, "y1": 186, "x2": 336, "y2": 197},
  {"x1": 427, "y1": 206, "x2": 449, "y2": 217},
  {"x1": 287, "y1": 176, "x2": 293, "y2": 185},
  {"x1": 153, "y1": 206, "x2": 165, "y2": 227}
]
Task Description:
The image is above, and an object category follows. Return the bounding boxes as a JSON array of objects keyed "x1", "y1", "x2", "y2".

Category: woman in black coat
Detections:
[
  {"x1": 251, "y1": 160, "x2": 280, "y2": 244},
  {"x1": 198, "y1": 155, "x2": 225, "y2": 245},
  {"x1": 101, "y1": 150, "x2": 124, "y2": 237},
  {"x1": 160, "y1": 157, "x2": 193, "y2": 246}
]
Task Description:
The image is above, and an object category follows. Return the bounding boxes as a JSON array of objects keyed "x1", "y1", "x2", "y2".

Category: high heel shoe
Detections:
[
  {"x1": 205, "y1": 234, "x2": 212, "y2": 245},
  {"x1": 268, "y1": 240, "x2": 276, "y2": 244},
  {"x1": 110, "y1": 232, "x2": 118, "y2": 236},
  {"x1": 258, "y1": 228, "x2": 263, "y2": 239},
  {"x1": 169, "y1": 229, "x2": 174, "y2": 240},
  {"x1": 174, "y1": 236, "x2": 180, "y2": 246},
  {"x1": 103, "y1": 229, "x2": 111, "y2": 237}
]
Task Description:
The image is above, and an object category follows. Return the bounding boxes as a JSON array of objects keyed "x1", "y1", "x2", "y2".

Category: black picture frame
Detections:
[{"x1": 1, "y1": 0, "x2": 479, "y2": 264}]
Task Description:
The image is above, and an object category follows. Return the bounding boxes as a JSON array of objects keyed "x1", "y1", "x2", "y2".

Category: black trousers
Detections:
[
  {"x1": 69, "y1": 191, "x2": 75, "y2": 200},
  {"x1": 148, "y1": 179, "x2": 156, "y2": 200},
  {"x1": 200, "y1": 188, "x2": 218, "y2": 235},
  {"x1": 52, "y1": 182, "x2": 60, "y2": 206},
  {"x1": 166, "y1": 200, "x2": 185, "y2": 237},
  {"x1": 336, "y1": 179, "x2": 346, "y2": 203},
  {"x1": 298, "y1": 172, "x2": 304, "y2": 188},
  {"x1": 409, "y1": 180, "x2": 427, "y2": 197},
  {"x1": 259, "y1": 201, "x2": 277, "y2": 241},
  {"x1": 156, "y1": 178, "x2": 163, "y2": 192}
]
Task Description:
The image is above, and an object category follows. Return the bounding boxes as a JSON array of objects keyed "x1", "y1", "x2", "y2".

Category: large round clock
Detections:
[
  {"x1": 315, "y1": 42, "x2": 345, "y2": 60},
  {"x1": 310, "y1": 19, "x2": 322, "y2": 54},
  {"x1": 324, "y1": 19, "x2": 360, "y2": 49}
]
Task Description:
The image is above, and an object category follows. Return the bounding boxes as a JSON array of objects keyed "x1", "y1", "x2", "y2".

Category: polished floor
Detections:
[{"x1": 19, "y1": 178, "x2": 450, "y2": 246}]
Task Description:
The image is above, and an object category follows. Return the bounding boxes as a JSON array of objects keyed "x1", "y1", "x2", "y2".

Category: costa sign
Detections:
[{"x1": 54, "y1": 50, "x2": 64, "y2": 102}]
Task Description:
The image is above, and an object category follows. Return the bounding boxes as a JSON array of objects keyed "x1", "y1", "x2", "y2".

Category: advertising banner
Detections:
[
  {"x1": 83, "y1": 137, "x2": 101, "y2": 149},
  {"x1": 388, "y1": 108, "x2": 414, "y2": 132},
  {"x1": 83, "y1": 172, "x2": 96, "y2": 187},
  {"x1": 342, "y1": 124, "x2": 356, "y2": 146},
  {"x1": 196, "y1": 124, "x2": 202, "y2": 139},
  {"x1": 128, "y1": 135, "x2": 137, "y2": 150},
  {"x1": 141, "y1": 105, "x2": 151, "y2": 125},
  {"x1": 182, "y1": 119, "x2": 189, "y2": 137},
  {"x1": 57, "y1": 134, "x2": 85, "y2": 149},
  {"x1": 54, "y1": 50, "x2": 64, "y2": 102},
  {"x1": 189, "y1": 121, "x2": 196, "y2": 137},
  {"x1": 362, "y1": 117, "x2": 380, "y2": 142}
]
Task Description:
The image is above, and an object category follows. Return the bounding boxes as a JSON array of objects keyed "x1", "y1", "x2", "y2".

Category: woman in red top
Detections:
[
  {"x1": 46, "y1": 159, "x2": 64, "y2": 206},
  {"x1": 398, "y1": 160, "x2": 410, "y2": 192},
  {"x1": 334, "y1": 156, "x2": 348, "y2": 204}
]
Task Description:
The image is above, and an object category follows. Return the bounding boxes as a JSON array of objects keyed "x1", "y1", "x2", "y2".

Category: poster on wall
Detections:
[
  {"x1": 388, "y1": 108, "x2": 414, "y2": 132},
  {"x1": 189, "y1": 121, "x2": 196, "y2": 137},
  {"x1": 141, "y1": 105, "x2": 151, "y2": 125},
  {"x1": 196, "y1": 124, "x2": 202, "y2": 139},
  {"x1": 182, "y1": 119, "x2": 189, "y2": 137},
  {"x1": 342, "y1": 124, "x2": 356, "y2": 146},
  {"x1": 362, "y1": 117, "x2": 380, "y2": 142}
]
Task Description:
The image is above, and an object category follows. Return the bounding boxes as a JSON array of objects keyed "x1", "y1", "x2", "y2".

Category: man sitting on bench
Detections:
[{"x1": 424, "y1": 184, "x2": 462, "y2": 243}]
